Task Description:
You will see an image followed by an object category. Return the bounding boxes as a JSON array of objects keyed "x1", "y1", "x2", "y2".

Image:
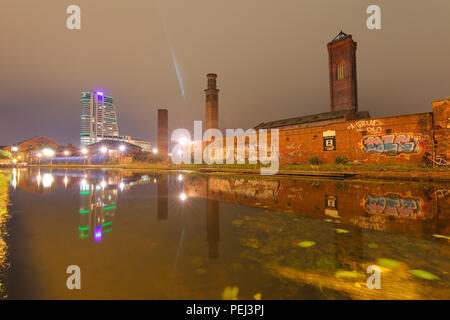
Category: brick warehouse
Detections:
[{"x1": 211, "y1": 31, "x2": 450, "y2": 166}]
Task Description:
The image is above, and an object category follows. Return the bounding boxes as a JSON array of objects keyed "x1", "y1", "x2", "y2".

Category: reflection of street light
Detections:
[{"x1": 178, "y1": 174, "x2": 183, "y2": 181}]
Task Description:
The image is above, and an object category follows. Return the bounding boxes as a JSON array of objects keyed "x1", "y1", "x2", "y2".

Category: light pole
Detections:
[
  {"x1": 64, "y1": 150, "x2": 69, "y2": 165},
  {"x1": 101, "y1": 146, "x2": 108, "y2": 164},
  {"x1": 119, "y1": 145, "x2": 126, "y2": 164},
  {"x1": 37, "y1": 153, "x2": 42, "y2": 166},
  {"x1": 81, "y1": 148, "x2": 88, "y2": 165}
]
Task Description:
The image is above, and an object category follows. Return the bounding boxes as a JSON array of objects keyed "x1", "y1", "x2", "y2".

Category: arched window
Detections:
[{"x1": 336, "y1": 64, "x2": 344, "y2": 80}]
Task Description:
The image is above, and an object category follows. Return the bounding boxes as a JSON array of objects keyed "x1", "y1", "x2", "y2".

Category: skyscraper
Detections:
[{"x1": 80, "y1": 91, "x2": 119, "y2": 146}]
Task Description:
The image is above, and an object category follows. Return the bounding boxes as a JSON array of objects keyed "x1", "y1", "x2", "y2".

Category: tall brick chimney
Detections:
[
  {"x1": 327, "y1": 31, "x2": 358, "y2": 112},
  {"x1": 157, "y1": 109, "x2": 168, "y2": 160},
  {"x1": 205, "y1": 73, "x2": 219, "y2": 131}
]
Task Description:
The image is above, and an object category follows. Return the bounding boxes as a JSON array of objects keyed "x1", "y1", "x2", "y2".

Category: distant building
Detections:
[
  {"x1": 120, "y1": 136, "x2": 152, "y2": 153},
  {"x1": 1, "y1": 136, "x2": 60, "y2": 163},
  {"x1": 81, "y1": 91, "x2": 120, "y2": 146}
]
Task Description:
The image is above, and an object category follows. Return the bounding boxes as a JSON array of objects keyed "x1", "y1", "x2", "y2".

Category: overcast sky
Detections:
[{"x1": 0, "y1": 0, "x2": 449, "y2": 146}]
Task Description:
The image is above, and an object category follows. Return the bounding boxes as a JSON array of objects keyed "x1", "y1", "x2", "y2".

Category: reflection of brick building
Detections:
[{"x1": 184, "y1": 175, "x2": 449, "y2": 240}]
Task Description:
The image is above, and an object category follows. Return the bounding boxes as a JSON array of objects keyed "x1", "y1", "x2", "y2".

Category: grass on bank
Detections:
[
  {"x1": 0, "y1": 172, "x2": 10, "y2": 298},
  {"x1": 29, "y1": 161, "x2": 448, "y2": 173}
]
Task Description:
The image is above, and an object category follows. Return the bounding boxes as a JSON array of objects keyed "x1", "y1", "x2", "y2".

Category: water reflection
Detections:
[{"x1": 2, "y1": 168, "x2": 450, "y2": 299}]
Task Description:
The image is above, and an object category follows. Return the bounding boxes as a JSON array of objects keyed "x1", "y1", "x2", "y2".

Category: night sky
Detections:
[{"x1": 0, "y1": 0, "x2": 449, "y2": 146}]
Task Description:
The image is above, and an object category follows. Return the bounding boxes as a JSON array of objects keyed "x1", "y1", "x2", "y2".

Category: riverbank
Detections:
[
  {"x1": 0, "y1": 172, "x2": 10, "y2": 299},
  {"x1": 19, "y1": 162, "x2": 450, "y2": 182}
]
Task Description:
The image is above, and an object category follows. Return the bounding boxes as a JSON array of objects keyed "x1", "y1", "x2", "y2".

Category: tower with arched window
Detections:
[{"x1": 327, "y1": 31, "x2": 358, "y2": 112}]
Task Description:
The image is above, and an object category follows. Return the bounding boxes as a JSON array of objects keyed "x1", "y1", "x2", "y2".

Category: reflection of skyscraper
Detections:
[
  {"x1": 206, "y1": 199, "x2": 220, "y2": 258},
  {"x1": 80, "y1": 91, "x2": 119, "y2": 146},
  {"x1": 157, "y1": 175, "x2": 168, "y2": 220},
  {"x1": 78, "y1": 178, "x2": 117, "y2": 241}
]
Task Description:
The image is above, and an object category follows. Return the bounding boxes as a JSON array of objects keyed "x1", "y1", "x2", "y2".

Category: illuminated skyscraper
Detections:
[{"x1": 80, "y1": 91, "x2": 120, "y2": 146}]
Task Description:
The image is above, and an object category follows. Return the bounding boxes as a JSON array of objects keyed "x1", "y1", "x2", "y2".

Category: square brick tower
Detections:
[
  {"x1": 205, "y1": 73, "x2": 219, "y2": 131},
  {"x1": 327, "y1": 31, "x2": 358, "y2": 112}
]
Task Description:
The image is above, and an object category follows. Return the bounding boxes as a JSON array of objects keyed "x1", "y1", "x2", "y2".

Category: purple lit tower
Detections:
[{"x1": 80, "y1": 90, "x2": 119, "y2": 146}]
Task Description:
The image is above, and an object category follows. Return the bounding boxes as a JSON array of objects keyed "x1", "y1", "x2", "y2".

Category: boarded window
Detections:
[{"x1": 337, "y1": 64, "x2": 344, "y2": 80}]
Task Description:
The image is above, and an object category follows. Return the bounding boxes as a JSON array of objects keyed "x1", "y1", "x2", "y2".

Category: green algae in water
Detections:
[
  {"x1": 377, "y1": 258, "x2": 401, "y2": 269},
  {"x1": 324, "y1": 219, "x2": 333, "y2": 223},
  {"x1": 335, "y1": 228, "x2": 349, "y2": 234},
  {"x1": 408, "y1": 269, "x2": 440, "y2": 280},
  {"x1": 297, "y1": 241, "x2": 316, "y2": 248},
  {"x1": 335, "y1": 270, "x2": 364, "y2": 280},
  {"x1": 368, "y1": 243, "x2": 378, "y2": 249},
  {"x1": 433, "y1": 234, "x2": 450, "y2": 240},
  {"x1": 222, "y1": 286, "x2": 239, "y2": 300}
]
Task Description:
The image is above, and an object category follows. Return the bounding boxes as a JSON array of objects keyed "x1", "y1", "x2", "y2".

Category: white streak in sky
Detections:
[{"x1": 155, "y1": 1, "x2": 186, "y2": 102}]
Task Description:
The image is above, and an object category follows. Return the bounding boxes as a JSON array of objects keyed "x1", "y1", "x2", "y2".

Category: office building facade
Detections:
[{"x1": 80, "y1": 91, "x2": 120, "y2": 146}]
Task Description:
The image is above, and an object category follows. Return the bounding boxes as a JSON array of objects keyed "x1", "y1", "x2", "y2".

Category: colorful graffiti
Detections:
[
  {"x1": 362, "y1": 193, "x2": 425, "y2": 218},
  {"x1": 347, "y1": 120, "x2": 383, "y2": 134},
  {"x1": 362, "y1": 134, "x2": 421, "y2": 156}
]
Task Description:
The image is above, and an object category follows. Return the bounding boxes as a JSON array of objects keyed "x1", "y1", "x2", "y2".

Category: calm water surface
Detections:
[{"x1": 1, "y1": 168, "x2": 449, "y2": 299}]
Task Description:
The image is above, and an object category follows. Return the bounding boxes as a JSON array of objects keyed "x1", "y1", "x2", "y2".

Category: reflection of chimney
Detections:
[
  {"x1": 205, "y1": 73, "x2": 219, "y2": 131},
  {"x1": 206, "y1": 199, "x2": 220, "y2": 258},
  {"x1": 157, "y1": 175, "x2": 168, "y2": 220},
  {"x1": 157, "y1": 109, "x2": 168, "y2": 160}
]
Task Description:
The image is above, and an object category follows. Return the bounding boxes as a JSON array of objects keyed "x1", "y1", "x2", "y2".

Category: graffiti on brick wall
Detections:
[
  {"x1": 347, "y1": 120, "x2": 383, "y2": 134},
  {"x1": 361, "y1": 193, "x2": 425, "y2": 218},
  {"x1": 361, "y1": 134, "x2": 421, "y2": 156}
]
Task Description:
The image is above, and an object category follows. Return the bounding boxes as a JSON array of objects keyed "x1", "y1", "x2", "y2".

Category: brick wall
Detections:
[
  {"x1": 432, "y1": 98, "x2": 450, "y2": 161},
  {"x1": 277, "y1": 112, "x2": 434, "y2": 165}
]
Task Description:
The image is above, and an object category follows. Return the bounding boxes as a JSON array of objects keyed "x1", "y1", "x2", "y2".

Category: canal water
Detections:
[{"x1": 0, "y1": 168, "x2": 449, "y2": 299}]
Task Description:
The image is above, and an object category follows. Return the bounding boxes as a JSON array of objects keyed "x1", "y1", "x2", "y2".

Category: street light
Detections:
[
  {"x1": 64, "y1": 150, "x2": 69, "y2": 165},
  {"x1": 100, "y1": 146, "x2": 108, "y2": 164},
  {"x1": 81, "y1": 148, "x2": 88, "y2": 165},
  {"x1": 152, "y1": 148, "x2": 158, "y2": 154},
  {"x1": 37, "y1": 153, "x2": 42, "y2": 165},
  {"x1": 118, "y1": 145, "x2": 126, "y2": 164}
]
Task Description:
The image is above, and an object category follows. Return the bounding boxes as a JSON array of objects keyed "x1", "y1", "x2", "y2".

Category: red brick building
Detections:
[
  {"x1": 1, "y1": 136, "x2": 60, "y2": 163},
  {"x1": 246, "y1": 31, "x2": 450, "y2": 166}
]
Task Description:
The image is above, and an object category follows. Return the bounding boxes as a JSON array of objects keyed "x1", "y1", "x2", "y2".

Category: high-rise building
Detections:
[{"x1": 80, "y1": 91, "x2": 120, "y2": 146}]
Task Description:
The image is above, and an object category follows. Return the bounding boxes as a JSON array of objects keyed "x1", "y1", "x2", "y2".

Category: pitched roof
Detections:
[
  {"x1": 328, "y1": 30, "x2": 352, "y2": 44},
  {"x1": 254, "y1": 109, "x2": 370, "y2": 130}
]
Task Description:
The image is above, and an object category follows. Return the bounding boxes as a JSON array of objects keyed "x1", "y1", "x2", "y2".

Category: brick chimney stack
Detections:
[
  {"x1": 205, "y1": 73, "x2": 219, "y2": 131},
  {"x1": 157, "y1": 109, "x2": 168, "y2": 160}
]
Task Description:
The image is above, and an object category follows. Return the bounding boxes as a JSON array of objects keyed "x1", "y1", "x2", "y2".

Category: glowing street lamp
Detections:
[
  {"x1": 100, "y1": 146, "x2": 108, "y2": 164},
  {"x1": 42, "y1": 148, "x2": 55, "y2": 157},
  {"x1": 37, "y1": 153, "x2": 42, "y2": 165},
  {"x1": 11, "y1": 146, "x2": 18, "y2": 152},
  {"x1": 152, "y1": 148, "x2": 158, "y2": 154},
  {"x1": 64, "y1": 150, "x2": 70, "y2": 165},
  {"x1": 179, "y1": 193, "x2": 187, "y2": 201},
  {"x1": 81, "y1": 148, "x2": 88, "y2": 165}
]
